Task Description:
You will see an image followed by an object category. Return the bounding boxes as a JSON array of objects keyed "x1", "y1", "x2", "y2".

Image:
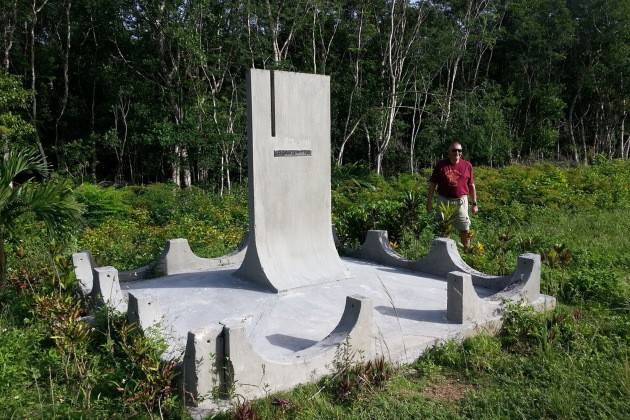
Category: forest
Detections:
[
  {"x1": 1, "y1": 0, "x2": 629, "y2": 190},
  {"x1": 1, "y1": 1, "x2": 629, "y2": 418}
]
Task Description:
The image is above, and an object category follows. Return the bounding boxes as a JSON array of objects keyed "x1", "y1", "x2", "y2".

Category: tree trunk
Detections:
[
  {"x1": 54, "y1": 0, "x2": 71, "y2": 171},
  {"x1": 2, "y1": 0, "x2": 17, "y2": 70},
  {"x1": 568, "y1": 92, "x2": 580, "y2": 163},
  {"x1": 31, "y1": 0, "x2": 50, "y2": 168},
  {"x1": 0, "y1": 230, "x2": 6, "y2": 284},
  {"x1": 90, "y1": 79, "x2": 97, "y2": 181}
]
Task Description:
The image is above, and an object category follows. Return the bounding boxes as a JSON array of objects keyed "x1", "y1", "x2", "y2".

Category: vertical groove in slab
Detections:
[{"x1": 270, "y1": 70, "x2": 276, "y2": 137}]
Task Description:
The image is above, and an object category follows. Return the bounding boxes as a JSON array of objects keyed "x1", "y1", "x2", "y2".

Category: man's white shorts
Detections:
[{"x1": 436, "y1": 195, "x2": 471, "y2": 232}]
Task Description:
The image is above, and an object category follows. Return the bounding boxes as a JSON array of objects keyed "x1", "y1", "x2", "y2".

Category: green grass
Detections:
[{"x1": 0, "y1": 160, "x2": 629, "y2": 418}]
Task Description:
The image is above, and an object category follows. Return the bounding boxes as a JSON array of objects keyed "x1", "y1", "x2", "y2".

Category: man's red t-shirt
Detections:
[{"x1": 430, "y1": 159, "x2": 474, "y2": 198}]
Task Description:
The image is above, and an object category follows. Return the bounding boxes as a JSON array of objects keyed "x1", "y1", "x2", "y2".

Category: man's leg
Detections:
[
  {"x1": 455, "y1": 196, "x2": 472, "y2": 249},
  {"x1": 460, "y1": 230, "x2": 472, "y2": 249}
]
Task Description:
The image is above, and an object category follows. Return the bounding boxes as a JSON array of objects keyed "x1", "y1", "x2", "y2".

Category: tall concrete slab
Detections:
[{"x1": 236, "y1": 69, "x2": 350, "y2": 292}]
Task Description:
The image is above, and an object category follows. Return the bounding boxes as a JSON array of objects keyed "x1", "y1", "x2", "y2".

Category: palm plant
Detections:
[
  {"x1": 0, "y1": 147, "x2": 83, "y2": 282},
  {"x1": 436, "y1": 201, "x2": 458, "y2": 237}
]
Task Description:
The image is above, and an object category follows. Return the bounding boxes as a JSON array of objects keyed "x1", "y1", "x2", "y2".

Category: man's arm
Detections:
[
  {"x1": 469, "y1": 183, "x2": 478, "y2": 214},
  {"x1": 427, "y1": 181, "x2": 437, "y2": 212}
]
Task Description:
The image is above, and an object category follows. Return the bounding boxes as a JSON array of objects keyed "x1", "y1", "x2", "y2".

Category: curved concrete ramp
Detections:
[
  {"x1": 352, "y1": 230, "x2": 541, "y2": 299},
  {"x1": 236, "y1": 69, "x2": 350, "y2": 292},
  {"x1": 447, "y1": 271, "x2": 555, "y2": 323},
  {"x1": 224, "y1": 295, "x2": 373, "y2": 399},
  {"x1": 183, "y1": 295, "x2": 374, "y2": 402},
  {"x1": 350, "y1": 230, "x2": 483, "y2": 277},
  {"x1": 72, "y1": 237, "x2": 248, "y2": 286},
  {"x1": 151, "y1": 238, "x2": 248, "y2": 277}
]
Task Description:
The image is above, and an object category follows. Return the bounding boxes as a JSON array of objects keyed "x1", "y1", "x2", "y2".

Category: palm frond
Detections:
[
  {"x1": 1, "y1": 147, "x2": 49, "y2": 186},
  {"x1": 23, "y1": 181, "x2": 84, "y2": 232}
]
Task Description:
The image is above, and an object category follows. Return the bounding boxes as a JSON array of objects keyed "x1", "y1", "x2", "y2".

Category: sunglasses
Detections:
[{"x1": 450, "y1": 149, "x2": 463, "y2": 153}]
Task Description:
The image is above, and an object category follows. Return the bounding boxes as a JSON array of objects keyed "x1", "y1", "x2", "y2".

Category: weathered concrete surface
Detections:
[
  {"x1": 72, "y1": 251, "x2": 95, "y2": 295},
  {"x1": 236, "y1": 70, "x2": 350, "y2": 292},
  {"x1": 72, "y1": 237, "x2": 248, "y2": 284},
  {"x1": 112, "y1": 256, "x2": 554, "y2": 407},
  {"x1": 70, "y1": 69, "x2": 557, "y2": 411},
  {"x1": 352, "y1": 230, "x2": 541, "y2": 297},
  {"x1": 223, "y1": 295, "x2": 373, "y2": 400},
  {"x1": 153, "y1": 238, "x2": 248, "y2": 277},
  {"x1": 91, "y1": 267, "x2": 127, "y2": 312},
  {"x1": 183, "y1": 324, "x2": 224, "y2": 405},
  {"x1": 73, "y1": 246, "x2": 555, "y2": 409},
  {"x1": 447, "y1": 271, "x2": 497, "y2": 323},
  {"x1": 127, "y1": 293, "x2": 162, "y2": 330}
]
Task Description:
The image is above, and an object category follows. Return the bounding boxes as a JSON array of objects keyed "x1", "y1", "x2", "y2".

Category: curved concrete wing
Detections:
[
  {"x1": 223, "y1": 295, "x2": 373, "y2": 400},
  {"x1": 352, "y1": 230, "x2": 542, "y2": 301},
  {"x1": 72, "y1": 236, "x2": 249, "y2": 286},
  {"x1": 350, "y1": 230, "x2": 480, "y2": 276},
  {"x1": 182, "y1": 295, "x2": 374, "y2": 402},
  {"x1": 152, "y1": 238, "x2": 248, "y2": 277},
  {"x1": 447, "y1": 270, "x2": 554, "y2": 324}
]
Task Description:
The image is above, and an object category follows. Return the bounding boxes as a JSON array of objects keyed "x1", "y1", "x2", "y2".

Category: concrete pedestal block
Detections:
[
  {"x1": 183, "y1": 325, "x2": 225, "y2": 406},
  {"x1": 72, "y1": 251, "x2": 95, "y2": 295},
  {"x1": 91, "y1": 267, "x2": 127, "y2": 312},
  {"x1": 447, "y1": 271, "x2": 485, "y2": 323},
  {"x1": 127, "y1": 293, "x2": 162, "y2": 330}
]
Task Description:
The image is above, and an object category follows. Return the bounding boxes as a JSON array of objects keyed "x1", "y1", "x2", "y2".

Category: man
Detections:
[{"x1": 426, "y1": 141, "x2": 478, "y2": 249}]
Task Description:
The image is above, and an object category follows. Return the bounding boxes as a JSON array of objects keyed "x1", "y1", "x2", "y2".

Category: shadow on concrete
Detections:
[
  {"x1": 124, "y1": 269, "x2": 273, "y2": 294},
  {"x1": 266, "y1": 334, "x2": 318, "y2": 351},
  {"x1": 375, "y1": 305, "x2": 449, "y2": 324},
  {"x1": 371, "y1": 265, "x2": 446, "y2": 282}
]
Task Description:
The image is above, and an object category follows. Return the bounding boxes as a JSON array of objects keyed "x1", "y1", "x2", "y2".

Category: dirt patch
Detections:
[{"x1": 422, "y1": 377, "x2": 473, "y2": 402}]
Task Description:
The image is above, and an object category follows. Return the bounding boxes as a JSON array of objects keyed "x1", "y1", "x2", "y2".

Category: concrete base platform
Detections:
[
  {"x1": 124, "y1": 258, "x2": 489, "y2": 361},
  {"x1": 116, "y1": 257, "x2": 553, "y2": 404}
]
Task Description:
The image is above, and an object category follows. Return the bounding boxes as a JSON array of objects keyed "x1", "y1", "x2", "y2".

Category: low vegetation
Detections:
[{"x1": 1, "y1": 160, "x2": 628, "y2": 418}]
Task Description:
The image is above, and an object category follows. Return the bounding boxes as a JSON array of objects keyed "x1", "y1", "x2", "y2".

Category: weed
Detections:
[
  {"x1": 232, "y1": 398, "x2": 259, "y2": 420},
  {"x1": 323, "y1": 340, "x2": 394, "y2": 404},
  {"x1": 436, "y1": 202, "x2": 459, "y2": 237},
  {"x1": 2, "y1": 162, "x2": 630, "y2": 418}
]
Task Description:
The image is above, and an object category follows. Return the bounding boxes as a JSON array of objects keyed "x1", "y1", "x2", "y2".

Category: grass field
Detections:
[{"x1": 1, "y1": 160, "x2": 628, "y2": 418}]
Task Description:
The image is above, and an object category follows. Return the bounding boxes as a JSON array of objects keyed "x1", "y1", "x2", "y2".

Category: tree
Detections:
[
  {"x1": 0, "y1": 71, "x2": 34, "y2": 152},
  {"x1": 0, "y1": 147, "x2": 82, "y2": 282}
]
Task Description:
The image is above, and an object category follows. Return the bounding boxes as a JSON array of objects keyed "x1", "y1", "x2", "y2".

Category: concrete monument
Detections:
[{"x1": 72, "y1": 69, "x2": 556, "y2": 412}]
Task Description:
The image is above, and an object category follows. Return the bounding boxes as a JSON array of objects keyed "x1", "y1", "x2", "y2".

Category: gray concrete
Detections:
[
  {"x1": 72, "y1": 238, "x2": 248, "y2": 284},
  {"x1": 447, "y1": 271, "x2": 495, "y2": 323},
  {"x1": 236, "y1": 70, "x2": 350, "y2": 292},
  {"x1": 127, "y1": 293, "x2": 162, "y2": 330},
  {"x1": 103, "y1": 256, "x2": 555, "y2": 408},
  {"x1": 223, "y1": 295, "x2": 373, "y2": 400},
  {"x1": 153, "y1": 238, "x2": 248, "y2": 277},
  {"x1": 183, "y1": 324, "x2": 224, "y2": 405},
  {"x1": 91, "y1": 266, "x2": 126, "y2": 312},
  {"x1": 72, "y1": 251, "x2": 95, "y2": 295},
  {"x1": 74, "y1": 245, "x2": 555, "y2": 408},
  {"x1": 352, "y1": 230, "x2": 542, "y2": 298},
  {"x1": 70, "y1": 69, "x2": 557, "y2": 410}
]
